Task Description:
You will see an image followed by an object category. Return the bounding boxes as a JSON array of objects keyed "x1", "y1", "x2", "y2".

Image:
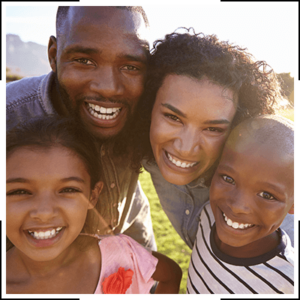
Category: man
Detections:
[{"x1": 6, "y1": 6, "x2": 156, "y2": 250}]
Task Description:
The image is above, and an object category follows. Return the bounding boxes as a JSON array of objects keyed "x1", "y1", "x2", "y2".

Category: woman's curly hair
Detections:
[{"x1": 130, "y1": 28, "x2": 284, "y2": 172}]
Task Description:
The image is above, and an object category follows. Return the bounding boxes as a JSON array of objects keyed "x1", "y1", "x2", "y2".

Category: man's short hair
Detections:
[{"x1": 56, "y1": 6, "x2": 149, "y2": 37}]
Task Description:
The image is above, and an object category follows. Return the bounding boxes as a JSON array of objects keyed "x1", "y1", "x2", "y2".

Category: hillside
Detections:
[{"x1": 6, "y1": 34, "x2": 51, "y2": 77}]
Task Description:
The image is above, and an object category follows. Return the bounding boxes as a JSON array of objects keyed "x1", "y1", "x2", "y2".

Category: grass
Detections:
[
  {"x1": 139, "y1": 108, "x2": 294, "y2": 294},
  {"x1": 139, "y1": 170, "x2": 192, "y2": 294}
]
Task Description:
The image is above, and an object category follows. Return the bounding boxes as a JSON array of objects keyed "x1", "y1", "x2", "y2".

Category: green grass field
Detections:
[{"x1": 139, "y1": 108, "x2": 294, "y2": 294}]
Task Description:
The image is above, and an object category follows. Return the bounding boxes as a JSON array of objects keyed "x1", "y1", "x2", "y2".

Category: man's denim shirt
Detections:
[
  {"x1": 6, "y1": 72, "x2": 156, "y2": 249},
  {"x1": 143, "y1": 160, "x2": 295, "y2": 249}
]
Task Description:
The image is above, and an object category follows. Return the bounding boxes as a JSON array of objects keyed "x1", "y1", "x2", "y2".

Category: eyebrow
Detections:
[
  {"x1": 161, "y1": 103, "x2": 230, "y2": 124},
  {"x1": 118, "y1": 54, "x2": 147, "y2": 63},
  {"x1": 161, "y1": 103, "x2": 187, "y2": 118},
  {"x1": 6, "y1": 177, "x2": 85, "y2": 184},
  {"x1": 6, "y1": 178, "x2": 29, "y2": 184},
  {"x1": 63, "y1": 46, "x2": 147, "y2": 64},
  {"x1": 60, "y1": 177, "x2": 86, "y2": 183},
  {"x1": 63, "y1": 46, "x2": 100, "y2": 55},
  {"x1": 258, "y1": 182, "x2": 285, "y2": 196}
]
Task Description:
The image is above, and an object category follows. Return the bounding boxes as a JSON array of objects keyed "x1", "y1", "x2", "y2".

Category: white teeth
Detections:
[
  {"x1": 167, "y1": 152, "x2": 197, "y2": 169},
  {"x1": 87, "y1": 103, "x2": 121, "y2": 120},
  {"x1": 28, "y1": 227, "x2": 63, "y2": 240},
  {"x1": 223, "y1": 213, "x2": 253, "y2": 230},
  {"x1": 100, "y1": 107, "x2": 107, "y2": 113}
]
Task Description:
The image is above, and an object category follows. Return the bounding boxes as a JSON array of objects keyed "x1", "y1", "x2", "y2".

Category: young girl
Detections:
[{"x1": 6, "y1": 116, "x2": 182, "y2": 294}]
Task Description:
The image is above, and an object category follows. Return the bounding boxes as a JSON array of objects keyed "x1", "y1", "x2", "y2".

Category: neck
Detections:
[
  {"x1": 214, "y1": 230, "x2": 280, "y2": 258},
  {"x1": 8, "y1": 241, "x2": 81, "y2": 278}
]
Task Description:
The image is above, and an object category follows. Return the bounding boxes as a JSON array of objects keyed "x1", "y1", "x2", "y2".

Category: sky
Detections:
[{"x1": 4, "y1": 1, "x2": 298, "y2": 76}]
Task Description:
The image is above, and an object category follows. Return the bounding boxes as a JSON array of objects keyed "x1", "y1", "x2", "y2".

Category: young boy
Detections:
[{"x1": 187, "y1": 115, "x2": 294, "y2": 294}]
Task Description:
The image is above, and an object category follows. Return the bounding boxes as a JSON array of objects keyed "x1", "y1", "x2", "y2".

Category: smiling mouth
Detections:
[
  {"x1": 86, "y1": 103, "x2": 122, "y2": 120},
  {"x1": 165, "y1": 151, "x2": 198, "y2": 169},
  {"x1": 27, "y1": 227, "x2": 63, "y2": 240},
  {"x1": 222, "y1": 213, "x2": 254, "y2": 230}
]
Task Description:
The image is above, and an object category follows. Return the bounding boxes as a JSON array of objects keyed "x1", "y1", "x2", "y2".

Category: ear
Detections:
[
  {"x1": 48, "y1": 35, "x2": 58, "y2": 72},
  {"x1": 288, "y1": 203, "x2": 294, "y2": 215},
  {"x1": 88, "y1": 181, "x2": 104, "y2": 209}
]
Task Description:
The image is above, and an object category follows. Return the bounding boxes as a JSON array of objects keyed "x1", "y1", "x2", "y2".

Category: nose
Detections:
[
  {"x1": 227, "y1": 189, "x2": 252, "y2": 215},
  {"x1": 30, "y1": 193, "x2": 58, "y2": 222},
  {"x1": 89, "y1": 66, "x2": 124, "y2": 98},
  {"x1": 173, "y1": 127, "x2": 202, "y2": 157}
]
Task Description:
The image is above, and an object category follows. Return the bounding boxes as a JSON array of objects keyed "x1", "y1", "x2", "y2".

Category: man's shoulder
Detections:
[{"x1": 6, "y1": 74, "x2": 48, "y2": 108}]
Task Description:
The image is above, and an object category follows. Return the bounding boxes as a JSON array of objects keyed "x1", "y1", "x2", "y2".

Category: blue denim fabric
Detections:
[
  {"x1": 6, "y1": 72, "x2": 157, "y2": 250},
  {"x1": 143, "y1": 160, "x2": 294, "y2": 248}
]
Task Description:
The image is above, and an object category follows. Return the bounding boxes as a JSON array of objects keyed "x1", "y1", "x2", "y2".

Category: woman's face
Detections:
[{"x1": 150, "y1": 75, "x2": 237, "y2": 185}]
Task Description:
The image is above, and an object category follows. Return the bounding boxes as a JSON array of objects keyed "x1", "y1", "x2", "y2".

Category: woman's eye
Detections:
[
  {"x1": 7, "y1": 189, "x2": 31, "y2": 196},
  {"x1": 222, "y1": 175, "x2": 235, "y2": 185},
  {"x1": 258, "y1": 191, "x2": 275, "y2": 200},
  {"x1": 164, "y1": 113, "x2": 181, "y2": 123}
]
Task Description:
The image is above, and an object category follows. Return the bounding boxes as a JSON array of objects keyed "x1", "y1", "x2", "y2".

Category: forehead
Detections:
[
  {"x1": 61, "y1": 7, "x2": 148, "y2": 48},
  {"x1": 7, "y1": 146, "x2": 88, "y2": 177},
  {"x1": 156, "y1": 75, "x2": 236, "y2": 118}
]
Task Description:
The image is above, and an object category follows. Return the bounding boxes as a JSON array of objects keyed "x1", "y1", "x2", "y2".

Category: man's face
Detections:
[{"x1": 50, "y1": 7, "x2": 148, "y2": 140}]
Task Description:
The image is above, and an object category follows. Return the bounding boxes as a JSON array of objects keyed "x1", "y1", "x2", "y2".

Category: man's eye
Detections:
[
  {"x1": 222, "y1": 175, "x2": 235, "y2": 185},
  {"x1": 75, "y1": 58, "x2": 94, "y2": 65},
  {"x1": 258, "y1": 191, "x2": 275, "y2": 200},
  {"x1": 122, "y1": 65, "x2": 139, "y2": 71}
]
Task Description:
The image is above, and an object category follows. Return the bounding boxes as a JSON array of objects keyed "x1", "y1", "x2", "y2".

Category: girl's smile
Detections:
[{"x1": 6, "y1": 145, "x2": 101, "y2": 262}]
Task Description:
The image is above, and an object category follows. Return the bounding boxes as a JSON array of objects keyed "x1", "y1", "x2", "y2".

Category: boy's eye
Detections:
[
  {"x1": 6, "y1": 189, "x2": 31, "y2": 196},
  {"x1": 222, "y1": 175, "x2": 235, "y2": 185},
  {"x1": 258, "y1": 191, "x2": 275, "y2": 200},
  {"x1": 205, "y1": 127, "x2": 224, "y2": 133}
]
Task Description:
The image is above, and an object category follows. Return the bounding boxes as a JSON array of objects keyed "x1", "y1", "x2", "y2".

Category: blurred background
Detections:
[{"x1": 4, "y1": 2, "x2": 296, "y2": 293}]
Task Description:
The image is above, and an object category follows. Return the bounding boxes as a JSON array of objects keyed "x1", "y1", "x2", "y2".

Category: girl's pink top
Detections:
[{"x1": 93, "y1": 234, "x2": 158, "y2": 294}]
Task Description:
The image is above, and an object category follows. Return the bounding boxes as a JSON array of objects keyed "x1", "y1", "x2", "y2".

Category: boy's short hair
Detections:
[{"x1": 226, "y1": 115, "x2": 294, "y2": 162}]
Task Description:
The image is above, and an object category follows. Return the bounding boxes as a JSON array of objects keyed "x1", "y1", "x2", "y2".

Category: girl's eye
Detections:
[
  {"x1": 164, "y1": 113, "x2": 181, "y2": 123},
  {"x1": 222, "y1": 175, "x2": 235, "y2": 185},
  {"x1": 258, "y1": 191, "x2": 275, "y2": 200},
  {"x1": 60, "y1": 188, "x2": 81, "y2": 194},
  {"x1": 6, "y1": 189, "x2": 31, "y2": 196}
]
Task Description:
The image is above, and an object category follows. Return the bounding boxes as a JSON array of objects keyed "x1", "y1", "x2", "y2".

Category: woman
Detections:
[{"x1": 131, "y1": 29, "x2": 292, "y2": 248}]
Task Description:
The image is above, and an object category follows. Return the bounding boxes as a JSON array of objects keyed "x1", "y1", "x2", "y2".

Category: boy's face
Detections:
[{"x1": 210, "y1": 141, "x2": 294, "y2": 249}]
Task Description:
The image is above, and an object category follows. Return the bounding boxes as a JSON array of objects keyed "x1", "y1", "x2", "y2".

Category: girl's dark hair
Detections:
[
  {"x1": 6, "y1": 116, "x2": 104, "y2": 250},
  {"x1": 7, "y1": 115, "x2": 101, "y2": 189},
  {"x1": 130, "y1": 28, "x2": 284, "y2": 171}
]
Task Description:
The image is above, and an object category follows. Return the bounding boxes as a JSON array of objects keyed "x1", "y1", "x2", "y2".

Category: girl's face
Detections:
[
  {"x1": 6, "y1": 146, "x2": 102, "y2": 262},
  {"x1": 150, "y1": 75, "x2": 237, "y2": 185}
]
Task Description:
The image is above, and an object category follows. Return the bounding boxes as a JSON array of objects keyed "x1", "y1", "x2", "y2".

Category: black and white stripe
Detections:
[{"x1": 186, "y1": 202, "x2": 294, "y2": 294}]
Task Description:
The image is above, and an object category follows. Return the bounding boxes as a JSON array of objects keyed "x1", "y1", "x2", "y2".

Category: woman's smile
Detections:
[
  {"x1": 164, "y1": 150, "x2": 199, "y2": 169},
  {"x1": 150, "y1": 74, "x2": 236, "y2": 185}
]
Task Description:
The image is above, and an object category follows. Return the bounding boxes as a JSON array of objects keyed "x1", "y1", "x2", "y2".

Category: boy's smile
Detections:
[{"x1": 210, "y1": 139, "x2": 294, "y2": 258}]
